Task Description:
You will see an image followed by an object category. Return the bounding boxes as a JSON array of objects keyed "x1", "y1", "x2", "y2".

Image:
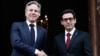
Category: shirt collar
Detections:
[
  {"x1": 65, "y1": 28, "x2": 76, "y2": 36},
  {"x1": 26, "y1": 20, "x2": 36, "y2": 27}
]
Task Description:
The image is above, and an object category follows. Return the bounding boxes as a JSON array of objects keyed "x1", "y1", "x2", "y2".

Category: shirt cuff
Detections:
[{"x1": 35, "y1": 49, "x2": 40, "y2": 55}]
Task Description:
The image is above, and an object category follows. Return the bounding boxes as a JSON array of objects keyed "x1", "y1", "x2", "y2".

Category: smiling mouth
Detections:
[
  {"x1": 31, "y1": 15, "x2": 37, "y2": 17},
  {"x1": 29, "y1": 14, "x2": 37, "y2": 17}
]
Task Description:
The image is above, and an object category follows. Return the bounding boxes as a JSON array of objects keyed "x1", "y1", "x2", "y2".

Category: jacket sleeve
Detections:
[{"x1": 10, "y1": 22, "x2": 35, "y2": 56}]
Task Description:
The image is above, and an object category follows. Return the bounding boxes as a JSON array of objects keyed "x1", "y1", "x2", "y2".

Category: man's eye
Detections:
[{"x1": 30, "y1": 9, "x2": 33, "y2": 11}]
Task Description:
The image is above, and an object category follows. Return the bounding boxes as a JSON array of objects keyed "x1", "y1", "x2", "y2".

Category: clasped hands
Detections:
[{"x1": 36, "y1": 50, "x2": 47, "y2": 56}]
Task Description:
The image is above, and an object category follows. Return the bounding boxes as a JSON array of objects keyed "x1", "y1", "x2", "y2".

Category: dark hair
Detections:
[{"x1": 61, "y1": 9, "x2": 76, "y2": 19}]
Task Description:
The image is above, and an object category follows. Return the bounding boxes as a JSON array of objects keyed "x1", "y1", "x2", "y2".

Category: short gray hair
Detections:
[{"x1": 25, "y1": 1, "x2": 41, "y2": 12}]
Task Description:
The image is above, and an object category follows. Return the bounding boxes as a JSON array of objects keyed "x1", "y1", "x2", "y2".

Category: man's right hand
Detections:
[{"x1": 36, "y1": 50, "x2": 47, "y2": 56}]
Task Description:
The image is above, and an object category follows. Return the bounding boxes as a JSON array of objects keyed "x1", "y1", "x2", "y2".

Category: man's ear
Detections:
[
  {"x1": 75, "y1": 18, "x2": 77, "y2": 24},
  {"x1": 39, "y1": 13, "x2": 41, "y2": 16},
  {"x1": 61, "y1": 20, "x2": 63, "y2": 25}
]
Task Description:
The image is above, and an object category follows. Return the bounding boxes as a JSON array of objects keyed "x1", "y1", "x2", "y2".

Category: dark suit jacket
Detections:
[
  {"x1": 10, "y1": 22, "x2": 47, "y2": 56},
  {"x1": 53, "y1": 29, "x2": 92, "y2": 56}
]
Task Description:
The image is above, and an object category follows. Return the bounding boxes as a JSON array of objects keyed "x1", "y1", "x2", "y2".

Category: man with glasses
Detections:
[{"x1": 53, "y1": 9, "x2": 93, "y2": 56}]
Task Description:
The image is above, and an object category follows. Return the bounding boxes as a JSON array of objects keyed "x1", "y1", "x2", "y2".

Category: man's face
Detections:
[
  {"x1": 25, "y1": 4, "x2": 40, "y2": 23},
  {"x1": 61, "y1": 13, "x2": 76, "y2": 31}
]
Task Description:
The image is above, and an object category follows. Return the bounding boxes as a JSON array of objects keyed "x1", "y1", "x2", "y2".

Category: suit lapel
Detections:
[
  {"x1": 23, "y1": 22, "x2": 31, "y2": 40},
  {"x1": 59, "y1": 33, "x2": 68, "y2": 52},
  {"x1": 34, "y1": 26, "x2": 41, "y2": 47},
  {"x1": 68, "y1": 30, "x2": 78, "y2": 50},
  {"x1": 23, "y1": 22, "x2": 42, "y2": 47}
]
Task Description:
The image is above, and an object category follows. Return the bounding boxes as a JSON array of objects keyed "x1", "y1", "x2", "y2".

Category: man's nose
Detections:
[
  {"x1": 31, "y1": 11, "x2": 35, "y2": 13},
  {"x1": 67, "y1": 20, "x2": 70, "y2": 23}
]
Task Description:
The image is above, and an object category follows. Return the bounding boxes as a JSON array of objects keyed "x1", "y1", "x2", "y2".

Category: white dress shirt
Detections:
[
  {"x1": 26, "y1": 20, "x2": 40, "y2": 54},
  {"x1": 65, "y1": 28, "x2": 76, "y2": 43},
  {"x1": 26, "y1": 20, "x2": 37, "y2": 42}
]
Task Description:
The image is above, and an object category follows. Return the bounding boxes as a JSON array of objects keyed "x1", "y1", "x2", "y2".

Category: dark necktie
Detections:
[
  {"x1": 29, "y1": 24, "x2": 35, "y2": 46},
  {"x1": 66, "y1": 33, "x2": 71, "y2": 49}
]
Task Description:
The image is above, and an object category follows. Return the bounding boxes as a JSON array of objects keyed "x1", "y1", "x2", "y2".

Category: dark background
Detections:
[{"x1": 1, "y1": 0, "x2": 88, "y2": 55}]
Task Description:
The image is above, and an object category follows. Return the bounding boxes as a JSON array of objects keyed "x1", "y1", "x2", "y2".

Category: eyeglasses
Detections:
[{"x1": 62, "y1": 17, "x2": 75, "y2": 21}]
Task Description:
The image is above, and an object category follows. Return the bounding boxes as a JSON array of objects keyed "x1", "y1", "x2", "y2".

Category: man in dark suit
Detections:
[
  {"x1": 53, "y1": 9, "x2": 93, "y2": 56},
  {"x1": 10, "y1": 1, "x2": 47, "y2": 56}
]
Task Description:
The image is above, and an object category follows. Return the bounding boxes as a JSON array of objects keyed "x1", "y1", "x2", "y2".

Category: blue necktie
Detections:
[{"x1": 29, "y1": 24, "x2": 35, "y2": 46}]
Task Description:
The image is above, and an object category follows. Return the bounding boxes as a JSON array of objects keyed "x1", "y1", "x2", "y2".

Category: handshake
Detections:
[{"x1": 36, "y1": 50, "x2": 47, "y2": 56}]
